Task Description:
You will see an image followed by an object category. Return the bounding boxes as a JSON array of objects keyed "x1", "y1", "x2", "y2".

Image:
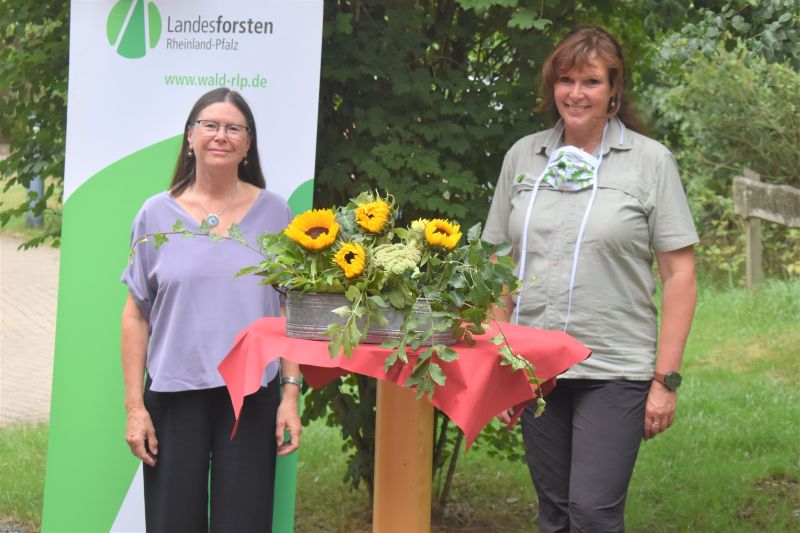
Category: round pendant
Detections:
[{"x1": 206, "y1": 214, "x2": 220, "y2": 228}]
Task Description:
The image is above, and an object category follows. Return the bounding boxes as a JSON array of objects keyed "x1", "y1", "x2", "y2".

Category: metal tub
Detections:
[{"x1": 285, "y1": 292, "x2": 456, "y2": 345}]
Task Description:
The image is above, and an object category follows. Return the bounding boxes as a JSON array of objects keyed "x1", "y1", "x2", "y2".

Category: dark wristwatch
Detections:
[{"x1": 653, "y1": 371, "x2": 682, "y2": 391}]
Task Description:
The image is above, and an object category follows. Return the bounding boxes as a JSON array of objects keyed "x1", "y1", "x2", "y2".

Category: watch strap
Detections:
[
  {"x1": 280, "y1": 375, "x2": 302, "y2": 387},
  {"x1": 653, "y1": 371, "x2": 681, "y2": 391}
]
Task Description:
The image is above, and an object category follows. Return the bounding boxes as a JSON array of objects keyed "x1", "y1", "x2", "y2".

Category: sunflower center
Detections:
[
  {"x1": 433, "y1": 227, "x2": 450, "y2": 235},
  {"x1": 344, "y1": 251, "x2": 357, "y2": 263},
  {"x1": 305, "y1": 227, "x2": 329, "y2": 239}
]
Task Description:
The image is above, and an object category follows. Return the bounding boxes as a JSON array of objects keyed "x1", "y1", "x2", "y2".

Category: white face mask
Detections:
[{"x1": 541, "y1": 146, "x2": 600, "y2": 191}]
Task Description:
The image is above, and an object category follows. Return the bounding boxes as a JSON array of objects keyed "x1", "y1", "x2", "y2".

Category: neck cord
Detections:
[
  {"x1": 514, "y1": 118, "x2": 624, "y2": 331},
  {"x1": 193, "y1": 179, "x2": 239, "y2": 228}
]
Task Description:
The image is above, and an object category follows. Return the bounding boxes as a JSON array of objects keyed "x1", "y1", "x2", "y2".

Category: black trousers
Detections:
[
  {"x1": 521, "y1": 379, "x2": 650, "y2": 533},
  {"x1": 143, "y1": 378, "x2": 279, "y2": 533}
]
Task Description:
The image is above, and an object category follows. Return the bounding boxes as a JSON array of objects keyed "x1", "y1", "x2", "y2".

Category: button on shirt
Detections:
[{"x1": 483, "y1": 119, "x2": 698, "y2": 380}]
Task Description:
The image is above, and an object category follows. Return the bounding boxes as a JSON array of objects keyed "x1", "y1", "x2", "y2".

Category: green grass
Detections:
[
  {"x1": 295, "y1": 280, "x2": 800, "y2": 532},
  {"x1": 0, "y1": 422, "x2": 48, "y2": 533},
  {"x1": 626, "y1": 280, "x2": 800, "y2": 532},
  {"x1": 2, "y1": 280, "x2": 798, "y2": 532}
]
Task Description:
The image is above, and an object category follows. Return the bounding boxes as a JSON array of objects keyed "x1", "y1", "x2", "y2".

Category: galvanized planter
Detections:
[{"x1": 285, "y1": 292, "x2": 456, "y2": 345}]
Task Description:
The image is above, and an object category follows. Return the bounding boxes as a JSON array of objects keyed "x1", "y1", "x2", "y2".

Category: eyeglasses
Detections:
[{"x1": 193, "y1": 119, "x2": 251, "y2": 137}]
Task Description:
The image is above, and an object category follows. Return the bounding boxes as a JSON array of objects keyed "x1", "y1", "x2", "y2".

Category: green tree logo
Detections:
[{"x1": 107, "y1": 0, "x2": 162, "y2": 59}]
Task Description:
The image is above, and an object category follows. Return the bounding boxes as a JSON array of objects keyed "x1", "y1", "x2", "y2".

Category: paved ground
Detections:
[{"x1": 0, "y1": 235, "x2": 59, "y2": 426}]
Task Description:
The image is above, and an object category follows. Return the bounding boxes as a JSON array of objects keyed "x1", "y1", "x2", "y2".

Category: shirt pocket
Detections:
[
  {"x1": 598, "y1": 173, "x2": 649, "y2": 209},
  {"x1": 511, "y1": 172, "x2": 538, "y2": 192},
  {"x1": 584, "y1": 173, "x2": 652, "y2": 257}
]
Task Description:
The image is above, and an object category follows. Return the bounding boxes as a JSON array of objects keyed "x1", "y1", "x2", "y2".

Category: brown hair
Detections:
[
  {"x1": 538, "y1": 26, "x2": 645, "y2": 133},
  {"x1": 169, "y1": 87, "x2": 266, "y2": 196}
]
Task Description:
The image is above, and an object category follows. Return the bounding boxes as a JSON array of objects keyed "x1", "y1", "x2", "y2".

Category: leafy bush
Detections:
[
  {"x1": 0, "y1": 0, "x2": 68, "y2": 248},
  {"x1": 645, "y1": 47, "x2": 800, "y2": 286}
]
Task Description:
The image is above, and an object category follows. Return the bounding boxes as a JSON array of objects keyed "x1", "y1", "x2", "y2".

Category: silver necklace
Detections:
[{"x1": 193, "y1": 180, "x2": 239, "y2": 228}]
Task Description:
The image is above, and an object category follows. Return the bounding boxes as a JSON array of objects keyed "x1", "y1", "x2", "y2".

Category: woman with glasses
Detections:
[
  {"x1": 484, "y1": 27, "x2": 697, "y2": 532},
  {"x1": 121, "y1": 87, "x2": 302, "y2": 532}
]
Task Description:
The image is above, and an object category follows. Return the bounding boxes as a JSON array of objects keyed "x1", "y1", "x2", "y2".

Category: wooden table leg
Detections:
[{"x1": 373, "y1": 380, "x2": 433, "y2": 533}]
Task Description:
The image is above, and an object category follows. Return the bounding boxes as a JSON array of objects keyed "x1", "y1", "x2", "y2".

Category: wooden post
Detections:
[
  {"x1": 734, "y1": 171, "x2": 800, "y2": 292},
  {"x1": 373, "y1": 381, "x2": 433, "y2": 533},
  {"x1": 743, "y1": 169, "x2": 764, "y2": 293}
]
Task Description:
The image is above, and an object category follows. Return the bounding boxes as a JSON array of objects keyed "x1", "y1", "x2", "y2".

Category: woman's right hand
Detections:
[
  {"x1": 496, "y1": 408, "x2": 518, "y2": 427},
  {"x1": 125, "y1": 406, "x2": 158, "y2": 466}
]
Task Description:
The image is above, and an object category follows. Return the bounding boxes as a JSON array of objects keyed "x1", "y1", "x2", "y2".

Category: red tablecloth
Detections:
[{"x1": 218, "y1": 318, "x2": 590, "y2": 447}]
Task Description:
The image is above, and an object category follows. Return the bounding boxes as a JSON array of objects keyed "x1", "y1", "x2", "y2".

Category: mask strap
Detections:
[
  {"x1": 563, "y1": 120, "x2": 609, "y2": 331},
  {"x1": 513, "y1": 145, "x2": 559, "y2": 325}
]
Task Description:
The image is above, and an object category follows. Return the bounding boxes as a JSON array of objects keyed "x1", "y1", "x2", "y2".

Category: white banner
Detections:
[
  {"x1": 64, "y1": 0, "x2": 323, "y2": 202},
  {"x1": 43, "y1": 1, "x2": 323, "y2": 531}
]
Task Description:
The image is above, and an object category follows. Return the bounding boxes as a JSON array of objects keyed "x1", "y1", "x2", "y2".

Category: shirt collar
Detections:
[{"x1": 537, "y1": 117, "x2": 633, "y2": 157}]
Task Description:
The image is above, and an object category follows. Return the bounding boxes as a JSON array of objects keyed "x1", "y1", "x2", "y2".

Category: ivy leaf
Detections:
[
  {"x1": 172, "y1": 219, "x2": 194, "y2": 237},
  {"x1": 227, "y1": 223, "x2": 246, "y2": 244},
  {"x1": 153, "y1": 233, "x2": 169, "y2": 249}
]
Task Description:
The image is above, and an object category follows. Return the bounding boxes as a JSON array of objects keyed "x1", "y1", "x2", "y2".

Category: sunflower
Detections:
[
  {"x1": 424, "y1": 219, "x2": 462, "y2": 251},
  {"x1": 355, "y1": 200, "x2": 391, "y2": 234},
  {"x1": 334, "y1": 242, "x2": 367, "y2": 279},
  {"x1": 284, "y1": 209, "x2": 340, "y2": 250}
]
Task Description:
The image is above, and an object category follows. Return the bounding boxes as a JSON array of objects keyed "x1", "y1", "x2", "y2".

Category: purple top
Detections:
[{"x1": 122, "y1": 189, "x2": 291, "y2": 392}]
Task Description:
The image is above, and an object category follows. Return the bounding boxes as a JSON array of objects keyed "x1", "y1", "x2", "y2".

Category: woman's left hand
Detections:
[
  {"x1": 275, "y1": 396, "x2": 302, "y2": 455},
  {"x1": 643, "y1": 381, "x2": 676, "y2": 440}
]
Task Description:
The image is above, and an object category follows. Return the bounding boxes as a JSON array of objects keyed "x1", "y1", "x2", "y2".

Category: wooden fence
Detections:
[{"x1": 732, "y1": 169, "x2": 800, "y2": 292}]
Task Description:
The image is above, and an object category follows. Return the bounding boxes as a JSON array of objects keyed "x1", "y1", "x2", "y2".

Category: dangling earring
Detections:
[{"x1": 187, "y1": 147, "x2": 194, "y2": 158}]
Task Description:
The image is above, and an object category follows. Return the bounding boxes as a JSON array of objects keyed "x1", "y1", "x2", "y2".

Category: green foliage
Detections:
[
  {"x1": 307, "y1": 0, "x2": 693, "y2": 505},
  {"x1": 652, "y1": 0, "x2": 800, "y2": 70},
  {"x1": 6, "y1": 281, "x2": 799, "y2": 531},
  {"x1": 254, "y1": 190, "x2": 522, "y2": 399},
  {"x1": 0, "y1": 0, "x2": 68, "y2": 248},
  {"x1": 301, "y1": 374, "x2": 377, "y2": 495},
  {"x1": 314, "y1": 0, "x2": 626, "y2": 229},
  {"x1": 128, "y1": 222, "x2": 259, "y2": 264},
  {"x1": 646, "y1": 46, "x2": 800, "y2": 285}
]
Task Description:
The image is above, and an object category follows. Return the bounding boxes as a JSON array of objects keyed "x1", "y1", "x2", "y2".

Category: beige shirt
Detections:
[{"x1": 483, "y1": 119, "x2": 698, "y2": 380}]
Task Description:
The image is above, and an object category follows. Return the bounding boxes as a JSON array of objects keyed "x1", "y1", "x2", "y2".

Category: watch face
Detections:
[{"x1": 665, "y1": 372, "x2": 682, "y2": 390}]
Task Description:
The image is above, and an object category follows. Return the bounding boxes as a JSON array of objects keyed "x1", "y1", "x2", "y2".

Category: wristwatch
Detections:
[{"x1": 653, "y1": 371, "x2": 682, "y2": 391}]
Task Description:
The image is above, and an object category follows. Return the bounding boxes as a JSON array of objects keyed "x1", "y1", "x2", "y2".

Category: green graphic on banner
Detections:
[
  {"x1": 43, "y1": 136, "x2": 303, "y2": 532},
  {"x1": 107, "y1": 0, "x2": 162, "y2": 59},
  {"x1": 43, "y1": 136, "x2": 180, "y2": 533},
  {"x1": 287, "y1": 178, "x2": 314, "y2": 216}
]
